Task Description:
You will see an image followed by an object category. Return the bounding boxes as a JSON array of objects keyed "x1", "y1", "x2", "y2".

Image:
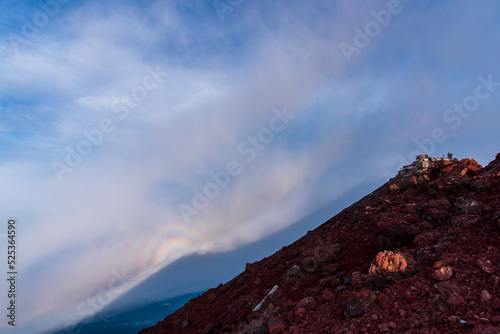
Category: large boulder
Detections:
[
  {"x1": 342, "y1": 289, "x2": 377, "y2": 318},
  {"x1": 369, "y1": 251, "x2": 417, "y2": 279}
]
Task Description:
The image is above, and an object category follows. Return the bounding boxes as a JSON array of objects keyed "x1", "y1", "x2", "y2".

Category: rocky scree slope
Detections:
[{"x1": 141, "y1": 154, "x2": 500, "y2": 334}]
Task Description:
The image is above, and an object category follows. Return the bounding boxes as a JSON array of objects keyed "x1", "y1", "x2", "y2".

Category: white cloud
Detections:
[{"x1": 1, "y1": 0, "x2": 500, "y2": 332}]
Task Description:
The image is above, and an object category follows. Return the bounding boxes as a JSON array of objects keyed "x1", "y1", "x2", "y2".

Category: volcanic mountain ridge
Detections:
[{"x1": 141, "y1": 153, "x2": 500, "y2": 334}]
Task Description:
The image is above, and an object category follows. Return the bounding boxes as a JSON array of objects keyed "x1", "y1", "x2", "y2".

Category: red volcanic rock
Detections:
[
  {"x1": 342, "y1": 289, "x2": 377, "y2": 318},
  {"x1": 433, "y1": 266, "x2": 453, "y2": 281},
  {"x1": 425, "y1": 198, "x2": 452, "y2": 223},
  {"x1": 368, "y1": 250, "x2": 417, "y2": 279},
  {"x1": 377, "y1": 219, "x2": 410, "y2": 239},
  {"x1": 413, "y1": 230, "x2": 442, "y2": 247},
  {"x1": 472, "y1": 325, "x2": 500, "y2": 334},
  {"x1": 477, "y1": 258, "x2": 496, "y2": 274},
  {"x1": 447, "y1": 293, "x2": 466, "y2": 307},
  {"x1": 299, "y1": 256, "x2": 318, "y2": 273},
  {"x1": 268, "y1": 317, "x2": 286, "y2": 334},
  {"x1": 350, "y1": 271, "x2": 369, "y2": 290},
  {"x1": 286, "y1": 264, "x2": 301, "y2": 277},
  {"x1": 206, "y1": 292, "x2": 216, "y2": 303},
  {"x1": 321, "y1": 288, "x2": 335, "y2": 301},
  {"x1": 481, "y1": 290, "x2": 492, "y2": 302},
  {"x1": 433, "y1": 257, "x2": 456, "y2": 269},
  {"x1": 483, "y1": 153, "x2": 500, "y2": 176},
  {"x1": 294, "y1": 307, "x2": 306, "y2": 318},
  {"x1": 140, "y1": 154, "x2": 500, "y2": 334},
  {"x1": 298, "y1": 244, "x2": 340, "y2": 274},
  {"x1": 296, "y1": 296, "x2": 317, "y2": 310}
]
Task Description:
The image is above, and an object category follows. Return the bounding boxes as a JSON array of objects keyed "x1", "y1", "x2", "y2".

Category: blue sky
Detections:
[{"x1": 1, "y1": 0, "x2": 500, "y2": 332}]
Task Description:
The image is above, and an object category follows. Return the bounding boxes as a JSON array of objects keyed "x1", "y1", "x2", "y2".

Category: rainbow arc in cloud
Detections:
[{"x1": 121, "y1": 222, "x2": 215, "y2": 291}]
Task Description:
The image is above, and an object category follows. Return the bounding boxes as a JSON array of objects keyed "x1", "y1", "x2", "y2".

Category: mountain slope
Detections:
[
  {"x1": 104, "y1": 180, "x2": 377, "y2": 314},
  {"x1": 141, "y1": 154, "x2": 500, "y2": 334}
]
